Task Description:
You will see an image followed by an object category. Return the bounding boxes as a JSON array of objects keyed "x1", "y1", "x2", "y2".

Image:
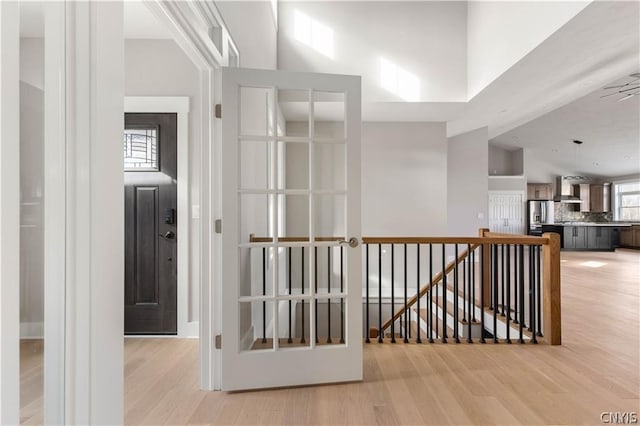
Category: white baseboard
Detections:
[
  {"x1": 181, "y1": 320, "x2": 199, "y2": 338},
  {"x1": 20, "y1": 321, "x2": 44, "y2": 339}
]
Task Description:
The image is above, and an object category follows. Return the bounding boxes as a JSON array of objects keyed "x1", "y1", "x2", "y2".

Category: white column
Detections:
[
  {"x1": 64, "y1": 2, "x2": 124, "y2": 423},
  {"x1": 0, "y1": 2, "x2": 21, "y2": 424}
]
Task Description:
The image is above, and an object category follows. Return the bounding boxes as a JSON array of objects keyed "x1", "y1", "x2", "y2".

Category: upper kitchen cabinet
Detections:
[
  {"x1": 527, "y1": 183, "x2": 553, "y2": 200},
  {"x1": 589, "y1": 183, "x2": 611, "y2": 213},
  {"x1": 574, "y1": 183, "x2": 591, "y2": 212}
]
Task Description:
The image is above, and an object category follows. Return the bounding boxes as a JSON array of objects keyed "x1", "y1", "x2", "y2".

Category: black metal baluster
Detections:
[
  {"x1": 463, "y1": 247, "x2": 467, "y2": 323},
  {"x1": 531, "y1": 245, "x2": 538, "y2": 344},
  {"x1": 528, "y1": 246, "x2": 534, "y2": 333},
  {"x1": 327, "y1": 246, "x2": 332, "y2": 344},
  {"x1": 429, "y1": 244, "x2": 434, "y2": 343},
  {"x1": 441, "y1": 244, "x2": 447, "y2": 343},
  {"x1": 505, "y1": 245, "x2": 511, "y2": 344},
  {"x1": 536, "y1": 245, "x2": 543, "y2": 338},
  {"x1": 501, "y1": 244, "x2": 506, "y2": 316},
  {"x1": 378, "y1": 244, "x2": 383, "y2": 343},
  {"x1": 454, "y1": 244, "x2": 460, "y2": 343},
  {"x1": 518, "y1": 244, "x2": 525, "y2": 344},
  {"x1": 301, "y1": 247, "x2": 305, "y2": 344},
  {"x1": 262, "y1": 247, "x2": 267, "y2": 344},
  {"x1": 467, "y1": 244, "x2": 473, "y2": 343},
  {"x1": 480, "y1": 244, "x2": 486, "y2": 344},
  {"x1": 416, "y1": 244, "x2": 422, "y2": 344},
  {"x1": 391, "y1": 244, "x2": 396, "y2": 343},
  {"x1": 429, "y1": 244, "x2": 438, "y2": 343},
  {"x1": 365, "y1": 244, "x2": 370, "y2": 343},
  {"x1": 472, "y1": 249, "x2": 476, "y2": 322},
  {"x1": 493, "y1": 245, "x2": 498, "y2": 343},
  {"x1": 288, "y1": 247, "x2": 292, "y2": 344},
  {"x1": 315, "y1": 247, "x2": 318, "y2": 344},
  {"x1": 513, "y1": 242, "x2": 518, "y2": 324},
  {"x1": 404, "y1": 244, "x2": 409, "y2": 343},
  {"x1": 490, "y1": 244, "x2": 494, "y2": 311},
  {"x1": 340, "y1": 246, "x2": 345, "y2": 344}
]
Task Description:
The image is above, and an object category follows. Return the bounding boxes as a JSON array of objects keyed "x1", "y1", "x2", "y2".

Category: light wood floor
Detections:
[{"x1": 22, "y1": 249, "x2": 640, "y2": 425}]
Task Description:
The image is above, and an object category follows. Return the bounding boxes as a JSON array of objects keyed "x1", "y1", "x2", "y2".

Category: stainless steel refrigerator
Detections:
[{"x1": 527, "y1": 200, "x2": 554, "y2": 236}]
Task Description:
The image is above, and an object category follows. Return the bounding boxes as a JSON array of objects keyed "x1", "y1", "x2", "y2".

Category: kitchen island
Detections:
[{"x1": 542, "y1": 223, "x2": 635, "y2": 251}]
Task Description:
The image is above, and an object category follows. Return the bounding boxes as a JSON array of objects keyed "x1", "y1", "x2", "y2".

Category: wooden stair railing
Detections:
[{"x1": 377, "y1": 243, "x2": 479, "y2": 335}]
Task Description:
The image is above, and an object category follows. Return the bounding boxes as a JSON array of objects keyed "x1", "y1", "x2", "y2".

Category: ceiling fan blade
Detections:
[
  {"x1": 604, "y1": 83, "x2": 630, "y2": 89},
  {"x1": 618, "y1": 85, "x2": 640, "y2": 93},
  {"x1": 600, "y1": 85, "x2": 640, "y2": 97},
  {"x1": 617, "y1": 92, "x2": 640, "y2": 102}
]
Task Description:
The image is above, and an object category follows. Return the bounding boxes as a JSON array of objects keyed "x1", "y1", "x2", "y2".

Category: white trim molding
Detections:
[
  {"x1": 64, "y1": 2, "x2": 124, "y2": 423},
  {"x1": 0, "y1": 2, "x2": 21, "y2": 423},
  {"x1": 124, "y1": 96, "x2": 197, "y2": 338}
]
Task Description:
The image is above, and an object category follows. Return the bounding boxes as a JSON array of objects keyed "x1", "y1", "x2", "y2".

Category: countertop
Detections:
[{"x1": 549, "y1": 223, "x2": 635, "y2": 227}]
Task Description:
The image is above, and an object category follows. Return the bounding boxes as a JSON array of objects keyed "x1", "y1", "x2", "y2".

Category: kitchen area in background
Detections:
[{"x1": 526, "y1": 176, "x2": 640, "y2": 251}]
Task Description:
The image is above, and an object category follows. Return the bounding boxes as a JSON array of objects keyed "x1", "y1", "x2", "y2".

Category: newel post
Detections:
[
  {"x1": 479, "y1": 228, "x2": 491, "y2": 308},
  {"x1": 542, "y1": 232, "x2": 562, "y2": 345}
]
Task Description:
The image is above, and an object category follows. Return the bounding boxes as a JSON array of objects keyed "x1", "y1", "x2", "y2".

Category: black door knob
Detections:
[{"x1": 159, "y1": 231, "x2": 175, "y2": 240}]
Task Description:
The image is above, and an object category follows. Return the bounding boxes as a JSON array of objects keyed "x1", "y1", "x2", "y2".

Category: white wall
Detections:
[
  {"x1": 467, "y1": 1, "x2": 591, "y2": 99},
  {"x1": 216, "y1": 1, "x2": 277, "y2": 69},
  {"x1": 524, "y1": 147, "x2": 574, "y2": 185},
  {"x1": 447, "y1": 127, "x2": 489, "y2": 236},
  {"x1": 278, "y1": 2, "x2": 467, "y2": 102},
  {"x1": 362, "y1": 122, "x2": 448, "y2": 236},
  {"x1": 125, "y1": 39, "x2": 201, "y2": 324}
]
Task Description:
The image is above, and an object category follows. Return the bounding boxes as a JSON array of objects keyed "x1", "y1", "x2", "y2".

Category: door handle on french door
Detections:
[
  {"x1": 159, "y1": 231, "x2": 175, "y2": 240},
  {"x1": 339, "y1": 237, "x2": 359, "y2": 248}
]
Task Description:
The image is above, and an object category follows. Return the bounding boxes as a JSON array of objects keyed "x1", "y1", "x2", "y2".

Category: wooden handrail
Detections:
[
  {"x1": 249, "y1": 234, "x2": 550, "y2": 245},
  {"x1": 249, "y1": 235, "x2": 344, "y2": 243},
  {"x1": 363, "y1": 236, "x2": 548, "y2": 245},
  {"x1": 379, "y1": 244, "x2": 480, "y2": 334}
]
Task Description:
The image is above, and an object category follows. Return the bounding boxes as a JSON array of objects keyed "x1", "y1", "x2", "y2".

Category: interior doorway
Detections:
[{"x1": 124, "y1": 113, "x2": 178, "y2": 335}]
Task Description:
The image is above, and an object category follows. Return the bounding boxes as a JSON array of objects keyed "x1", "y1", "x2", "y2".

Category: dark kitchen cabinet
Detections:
[
  {"x1": 564, "y1": 226, "x2": 587, "y2": 249},
  {"x1": 587, "y1": 226, "x2": 611, "y2": 250}
]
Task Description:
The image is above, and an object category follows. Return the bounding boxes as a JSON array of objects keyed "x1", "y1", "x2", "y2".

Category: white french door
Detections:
[
  {"x1": 489, "y1": 191, "x2": 525, "y2": 234},
  {"x1": 220, "y1": 68, "x2": 362, "y2": 391}
]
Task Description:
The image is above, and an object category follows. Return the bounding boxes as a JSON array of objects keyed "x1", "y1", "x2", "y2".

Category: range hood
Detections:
[{"x1": 554, "y1": 176, "x2": 583, "y2": 203}]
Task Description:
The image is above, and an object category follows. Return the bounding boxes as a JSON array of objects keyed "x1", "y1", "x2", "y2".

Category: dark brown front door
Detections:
[{"x1": 124, "y1": 113, "x2": 177, "y2": 334}]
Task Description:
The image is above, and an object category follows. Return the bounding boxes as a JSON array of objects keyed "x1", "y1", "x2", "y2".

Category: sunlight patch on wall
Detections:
[
  {"x1": 379, "y1": 57, "x2": 421, "y2": 101},
  {"x1": 294, "y1": 10, "x2": 334, "y2": 59}
]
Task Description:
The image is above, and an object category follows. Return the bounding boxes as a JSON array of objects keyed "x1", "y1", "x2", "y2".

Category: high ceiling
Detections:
[{"x1": 491, "y1": 73, "x2": 640, "y2": 179}]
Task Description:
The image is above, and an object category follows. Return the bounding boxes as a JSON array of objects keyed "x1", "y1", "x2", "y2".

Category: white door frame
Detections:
[
  {"x1": 0, "y1": 2, "x2": 21, "y2": 424},
  {"x1": 144, "y1": 0, "x2": 239, "y2": 390},
  {"x1": 124, "y1": 96, "x2": 197, "y2": 338},
  {"x1": 1, "y1": 2, "x2": 67, "y2": 424}
]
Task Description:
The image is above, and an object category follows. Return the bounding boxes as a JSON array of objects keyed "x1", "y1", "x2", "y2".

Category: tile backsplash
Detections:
[{"x1": 554, "y1": 203, "x2": 613, "y2": 223}]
